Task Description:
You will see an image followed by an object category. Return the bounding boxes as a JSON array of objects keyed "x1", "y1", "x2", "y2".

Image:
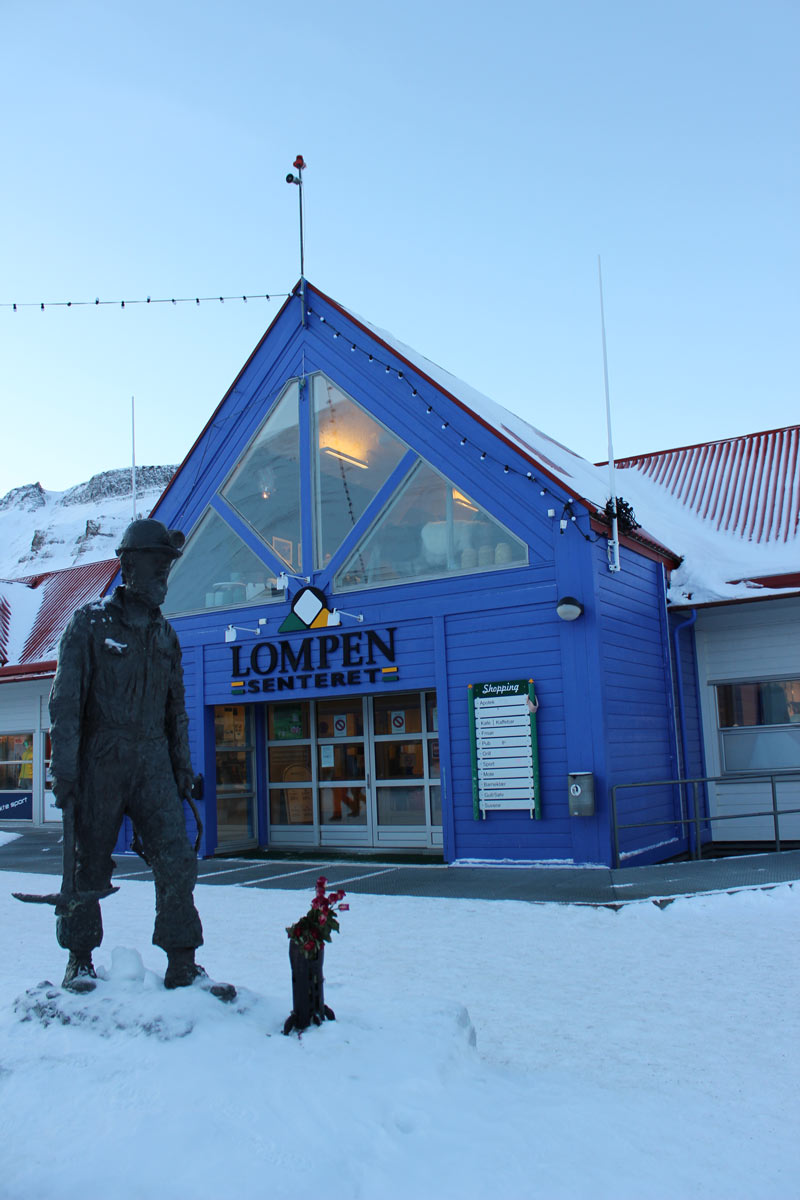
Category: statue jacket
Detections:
[{"x1": 49, "y1": 586, "x2": 193, "y2": 790}]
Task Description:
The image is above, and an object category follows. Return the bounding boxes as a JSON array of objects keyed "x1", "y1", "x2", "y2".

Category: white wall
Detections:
[{"x1": 695, "y1": 597, "x2": 800, "y2": 840}]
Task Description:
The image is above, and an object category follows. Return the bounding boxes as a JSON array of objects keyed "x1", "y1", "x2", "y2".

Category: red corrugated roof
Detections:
[
  {"x1": 609, "y1": 426, "x2": 800, "y2": 544},
  {"x1": 2, "y1": 559, "x2": 118, "y2": 669},
  {"x1": 0, "y1": 595, "x2": 9, "y2": 667}
]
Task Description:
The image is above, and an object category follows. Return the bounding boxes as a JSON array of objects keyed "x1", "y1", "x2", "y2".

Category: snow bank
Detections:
[{"x1": 1, "y1": 874, "x2": 798, "y2": 1199}]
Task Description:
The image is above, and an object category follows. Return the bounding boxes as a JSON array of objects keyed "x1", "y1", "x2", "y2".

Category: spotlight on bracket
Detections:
[
  {"x1": 328, "y1": 608, "x2": 364, "y2": 627},
  {"x1": 224, "y1": 618, "x2": 268, "y2": 643},
  {"x1": 276, "y1": 571, "x2": 311, "y2": 592}
]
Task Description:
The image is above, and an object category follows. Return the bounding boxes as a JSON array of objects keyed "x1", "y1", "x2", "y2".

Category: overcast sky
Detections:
[{"x1": 1, "y1": 0, "x2": 797, "y2": 497}]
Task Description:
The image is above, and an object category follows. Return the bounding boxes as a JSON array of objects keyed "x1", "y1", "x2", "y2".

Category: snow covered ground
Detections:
[{"x1": 2, "y1": 873, "x2": 798, "y2": 1199}]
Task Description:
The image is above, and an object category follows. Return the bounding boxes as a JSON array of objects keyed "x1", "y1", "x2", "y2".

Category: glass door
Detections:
[
  {"x1": 317, "y1": 697, "x2": 371, "y2": 847},
  {"x1": 264, "y1": 691, "x2": 442, "y2": 851},
  {"x1": 371, "y1": 691, "x2": 442, "y2": 848},
  {"x1": 214, "y1": 705, "x2": 258, "y2": 847}
]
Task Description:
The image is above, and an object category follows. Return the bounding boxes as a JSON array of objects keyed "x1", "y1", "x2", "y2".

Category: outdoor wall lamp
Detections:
[
  {"x1": 224, "y1": 618, "x2": 267, "y2": 643},
  {"x1": 556, "y1": 596, "x2": 584, "y2": 622}
]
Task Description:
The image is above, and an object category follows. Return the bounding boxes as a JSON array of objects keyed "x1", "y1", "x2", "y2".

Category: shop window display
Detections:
[{"x1": 0, "y1": 733, "x2": 34, "y2": 820}]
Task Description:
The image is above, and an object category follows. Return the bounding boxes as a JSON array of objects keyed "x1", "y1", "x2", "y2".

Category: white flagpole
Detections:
[
  {"x1": 598, "y1": 257, "x2": 621, "y2": 573},
  {"x1": 131, "y1": 396, "x2": 137, "y2": 522}
]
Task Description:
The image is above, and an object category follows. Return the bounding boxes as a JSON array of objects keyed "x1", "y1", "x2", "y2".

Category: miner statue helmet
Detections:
[{"x1": 116, "y1": 519, "x2": 185, "y2": 559}]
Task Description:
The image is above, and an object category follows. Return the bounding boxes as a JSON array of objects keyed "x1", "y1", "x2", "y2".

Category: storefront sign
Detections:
[
  {"x1": 468, "y1": 680, "x2": 540, "y2": 818},
  {"x1": 230, "y1": 627, "x2": 398, "y2": 695},
  {"x1": 0, "y1": 792, "x2": 33, "y2": 821}
]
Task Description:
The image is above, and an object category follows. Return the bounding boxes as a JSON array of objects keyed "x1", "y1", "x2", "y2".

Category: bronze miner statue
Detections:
[{"x1": 37, "y1": 518, "x2": 233, "y2": 999}]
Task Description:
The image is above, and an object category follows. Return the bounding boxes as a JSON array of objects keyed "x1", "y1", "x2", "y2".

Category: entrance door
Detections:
[
  {"x1": 214, "y1": 705, "x2": 258, "y2": 848},
  {"x1": 317, "y1": 697, "x2": 372, "y2": 848},
  {"x1": 264, "y1": 692, "x2": 442, "y2": 851}
]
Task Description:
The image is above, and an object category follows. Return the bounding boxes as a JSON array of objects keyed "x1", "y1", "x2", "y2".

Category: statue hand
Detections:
[
  {"x1": 176, "y1": 770, "x2": 195, "y2": 800},
  {"x1": 53, "y1": 782, "x2": 78, "y2": 810}
]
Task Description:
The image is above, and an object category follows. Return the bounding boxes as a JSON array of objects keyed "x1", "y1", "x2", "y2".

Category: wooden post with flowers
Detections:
[{"x1": 283, "y1": 876, "x2": 348, "y2": 1035}]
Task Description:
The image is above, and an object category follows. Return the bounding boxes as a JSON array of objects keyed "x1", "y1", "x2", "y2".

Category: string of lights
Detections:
[
  {"x1": 1, "y1": 292, "x2": 289, "y2": 312},
  {"x1": 306, "y1": 303, "x2": 607, "y2": 547}
]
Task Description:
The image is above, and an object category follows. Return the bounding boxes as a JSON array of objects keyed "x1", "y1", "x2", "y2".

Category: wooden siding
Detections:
[
  {"x1": 596, "y1": 546, "x2": 681, "y2": 863},
  {"x1": 443, "y1": 602, "x2": 572, "y2": 862}
]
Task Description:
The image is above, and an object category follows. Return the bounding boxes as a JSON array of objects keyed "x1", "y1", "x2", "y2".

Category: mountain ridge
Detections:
[{"x1": 0, "y1": 466, "x2": 176, "y2": 578}]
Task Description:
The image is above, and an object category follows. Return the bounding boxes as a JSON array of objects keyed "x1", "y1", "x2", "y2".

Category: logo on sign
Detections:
[
  {"x1": 391, "y1": 711, "x2": 406, "y2": 733},
  {"x1": 333, "y1": 715, "x2": 347, "y2": 736}
]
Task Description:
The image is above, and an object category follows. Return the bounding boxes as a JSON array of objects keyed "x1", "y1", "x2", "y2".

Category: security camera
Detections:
[{"x1": 286, "y1": 173, "x2": 297, "y2": 184}]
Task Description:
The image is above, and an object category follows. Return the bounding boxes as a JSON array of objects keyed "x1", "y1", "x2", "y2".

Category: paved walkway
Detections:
[{"x1": 3, "y1": 822, "x2": 800, "y2": 904}]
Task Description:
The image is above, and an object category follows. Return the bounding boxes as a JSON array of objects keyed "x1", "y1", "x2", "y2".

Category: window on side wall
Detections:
[{"x1": 716, "y1": 679, "x2": 800, "y2": 773}]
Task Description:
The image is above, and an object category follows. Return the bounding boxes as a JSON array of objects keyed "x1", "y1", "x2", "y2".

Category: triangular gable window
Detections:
[
  {"x1": 163, "y1": 508, "x2": 280, "y2": 616},
  {"x1": 333, "y1": 460, "x2": 527, "y2": 591},
  {"x1": 162, "y1": 372, "x2": 528, "y2": 615},
  {"x1": 221, "y1": 381, "x2": 303, "y2": 571},
  {"x1": 312, "y1": 374, "x2": 409, "y2": 569}
]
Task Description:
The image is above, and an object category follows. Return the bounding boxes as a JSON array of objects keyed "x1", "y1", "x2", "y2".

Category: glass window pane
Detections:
[
  {"x1": 375, "y1": 741, "x2": 424, "y2": 779},
  {"x1": 313, "y1": 375, "x2": 409, "y2": 568},
  {"x1": 430, "y1": 786, "x2": 442, "y2": 825},
  {"x1": 164, "y1": 508, "x2": 280, "y2": 616},
  {"x1": 216, "y1": 751, "x2": 252, "y2": 792},
  {"x1": 214, "y1": 705, "x2": 250, "y2": 747},
  {"x1": 377, "y1": 785, "x2": 426, "y2": 825},
  {"x1": 318, "y1": 743, "x2": 365, "y2": 781},
  {"x1": 373, "y1": 693, "x2": 421, "y2": 735},
  {"x1": 317, "y1": 699, "x2": 364, "y2": 738},
  {"x1": 0, "y1": 765, "x2": 18, "y2": 790},
  {"x1": 717, "y1": 680, "x2": 800, "y2": 728},
  {"x1": 425, "y1": 692, "x2": 438, "y2": 732},
  {"x1": 268, "y1": 744, "x2": 312, "y2": 784},
  {"x1": 428, "y1": 740, "x2": 440, "y2": 778},
  {"x1": 334, "y1": 460, "x2": 527, "y2": 589},
  {"x1": 217, "y1": 792, "x2": 256, "y2": 841},
  {"x1": 320, "y1": 786, "x2": 366, "y2": 824},
  {"x1": 721, "y1": 727, "x2": 800, "y2": 771},
  {"x1": 268, "y1": 703, "x2": 310, "y2": 740},
  {"x1": 0, "y1": 734, "x2": 33, "y2": 790},
  {"x1": 45, "y1": 731, "x2": 53, "y2": 790},
  {"x1": 221, "y1": 382, "x2": 302, "y2": 570},
  {"x1": 270, "y1": 787, "x2": 315, "y2": 825}
]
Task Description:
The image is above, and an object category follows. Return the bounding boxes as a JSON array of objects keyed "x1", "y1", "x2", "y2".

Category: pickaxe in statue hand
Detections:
[{"x1": 12, "y1": 797, "x2": 119, "y2": 913}]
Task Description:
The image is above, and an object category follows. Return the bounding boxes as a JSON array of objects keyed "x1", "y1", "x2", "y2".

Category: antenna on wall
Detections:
[
  {"x1": 131, "y1": 395, "x2": 137, "y2": 521},
  {"x1": 286, "y1": 155, "x2": 307, "y2": 326},
  {"x1": 598, "y1": 257, "x2": 621, "y2": 574}
]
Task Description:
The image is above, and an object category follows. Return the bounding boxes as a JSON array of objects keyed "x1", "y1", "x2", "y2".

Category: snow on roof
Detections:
[
  {"x1": 315, "y1": 285, "x2": 800, "y2": 605},
  {"x1": 0, "y1": 559, "x2": 118, "y2": 678}
]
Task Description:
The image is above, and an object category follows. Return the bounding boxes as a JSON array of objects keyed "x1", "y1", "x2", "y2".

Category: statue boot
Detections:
[
  {"x1": 165, "y1": 948, "x2": 236, "y2": 1003},
  {"x1": 62, "y1": 952, "x2": 97, "y2": 993}
]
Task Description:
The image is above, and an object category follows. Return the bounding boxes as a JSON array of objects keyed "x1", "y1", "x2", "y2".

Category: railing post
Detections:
[
  {"x1": 771, "y1": 775, "x2": 781, "y2": 852},
  {"x1": 693, "y1": 781, "x2": 702, "y2": 860}
]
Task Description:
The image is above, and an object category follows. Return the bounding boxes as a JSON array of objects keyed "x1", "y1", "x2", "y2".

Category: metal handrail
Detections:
[{"x1": 611, "y1": 771, "x2": 800, "y2": 868}]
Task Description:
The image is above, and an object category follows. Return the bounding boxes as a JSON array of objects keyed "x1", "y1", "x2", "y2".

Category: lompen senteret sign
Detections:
[{"x1": 469, "y1": 680, "x2": 540, "y2": 818}]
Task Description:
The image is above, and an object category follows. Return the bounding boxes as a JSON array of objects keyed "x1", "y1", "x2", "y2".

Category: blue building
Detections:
[{"x1": 129, "y1": 280, "x2": 695, "y2": 867}]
